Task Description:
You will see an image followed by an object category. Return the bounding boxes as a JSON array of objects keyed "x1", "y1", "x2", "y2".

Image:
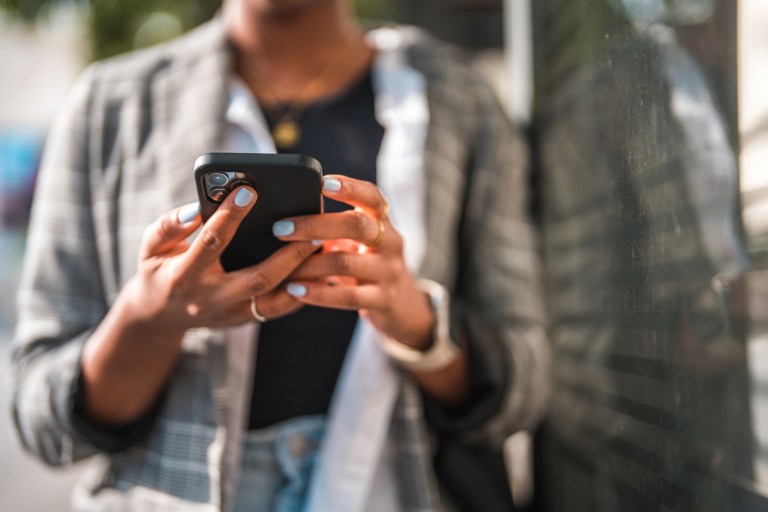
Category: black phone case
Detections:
[{"x1": 194, "y1": 152, "x2": 323, "y2": 271}]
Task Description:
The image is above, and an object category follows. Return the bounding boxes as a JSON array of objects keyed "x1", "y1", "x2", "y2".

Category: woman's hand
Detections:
[
  {"x1": 80, "y1": 186, "x2": 318, "y2": 425},
  {"x1": 126, "y1": 186, "x2": 318, "y2": 334},
  {"x1": 272, "y1": 176, "x2": 435, "y2": 350}
]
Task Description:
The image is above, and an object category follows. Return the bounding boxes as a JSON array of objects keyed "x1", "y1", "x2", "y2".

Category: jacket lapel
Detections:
[
  {"x1": 406, "y1": 36, "x2": 471, "y2": 286},
  {"x1": 305, "y1": 26, "x2": 434, "y2": 512},
  {"x1": 155, "y1": 19, "x2": 258, "y2": 511},
  {"x1": 157, "y1": 20, "x2": 231, "y2": 209}
]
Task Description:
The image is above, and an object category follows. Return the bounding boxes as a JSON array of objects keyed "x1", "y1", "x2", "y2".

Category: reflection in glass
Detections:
[
  {"x1": 740, "y1": 0, "x2": 768, "y2": 495},
  {"x1": 532, "y1": 0, "x2": 768, "y2": 509},
  {"x1": 608, "y1": 0, "x2": 715, "y2": 25}
]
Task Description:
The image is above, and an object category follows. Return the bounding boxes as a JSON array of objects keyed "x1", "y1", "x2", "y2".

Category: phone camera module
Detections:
[{"x1": 204, "y1": 171, "x2": 254, "y2": 203}]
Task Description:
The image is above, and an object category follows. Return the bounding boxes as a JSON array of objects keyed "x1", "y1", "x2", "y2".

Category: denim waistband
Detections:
[{"x1": 234, "y1": 415, "x2": 326, "y2": 512}]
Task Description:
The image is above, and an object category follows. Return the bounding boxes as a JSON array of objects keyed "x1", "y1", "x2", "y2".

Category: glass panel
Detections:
[
  {"x1": 740, "y1": 0, "x2": 768, "y2": 498},
  {"x1": 532, "y1": 0, "x2": 768, "y2": 509}
]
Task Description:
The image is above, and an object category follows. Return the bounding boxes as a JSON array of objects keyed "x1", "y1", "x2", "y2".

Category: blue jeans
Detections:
[{"x1": 232, "y1": 416, "x2": 326, "y2": 512}]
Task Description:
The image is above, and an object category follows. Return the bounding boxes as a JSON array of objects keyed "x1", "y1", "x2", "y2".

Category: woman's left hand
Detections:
[{"x1": 273, "y1": 175, "x2": 434, "y2": 350}]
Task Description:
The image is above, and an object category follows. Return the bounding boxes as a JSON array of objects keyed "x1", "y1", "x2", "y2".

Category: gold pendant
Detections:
[{"x1": 273, "y1": 119, "x2": 301, "y2": 148}]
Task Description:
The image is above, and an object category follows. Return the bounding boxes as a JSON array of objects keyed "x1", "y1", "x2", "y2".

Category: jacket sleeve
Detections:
[
  {"x1": 424, "y1": 77, "x2": 550, "y2": 445},
  {"x1": 10, "y1": 65, "x2": 154, "y2": 466}
]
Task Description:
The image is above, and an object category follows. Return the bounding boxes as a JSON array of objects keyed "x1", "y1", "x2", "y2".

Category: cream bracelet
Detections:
[{"x1": 376, "y1": 279, "x2": 460, "y2": 373}]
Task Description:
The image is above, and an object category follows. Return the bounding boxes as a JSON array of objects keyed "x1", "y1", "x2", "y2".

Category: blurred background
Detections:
[{"x1": 2, "y1": 0, "x2": 768, "y2": 511}]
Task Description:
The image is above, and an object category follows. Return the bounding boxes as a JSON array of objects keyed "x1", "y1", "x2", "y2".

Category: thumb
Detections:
[{"x1": 140, "y1": 202, "x2": 201, "y2": 258}]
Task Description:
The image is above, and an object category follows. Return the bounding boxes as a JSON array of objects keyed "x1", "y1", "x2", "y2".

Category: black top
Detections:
[{"x1": 248, "y1": 70, "x2": 385, "y2": 429}]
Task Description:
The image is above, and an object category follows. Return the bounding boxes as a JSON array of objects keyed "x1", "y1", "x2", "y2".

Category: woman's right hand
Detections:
[
  {"x1": 80, "y1": 186, "x2": 318, "y2": 425},
  {"x1": 126, "y1": 186, "x2": 319, "y2": 335}
]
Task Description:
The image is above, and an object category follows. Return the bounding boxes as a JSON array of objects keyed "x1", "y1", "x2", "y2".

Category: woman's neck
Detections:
[{"x1": 224, "y1": 0, "x2": 372, "y2": 103}]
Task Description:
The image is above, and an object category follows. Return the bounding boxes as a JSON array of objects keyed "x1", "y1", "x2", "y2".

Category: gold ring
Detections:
[
  {"x1": 379, "y1": 197, "x2": 389, "y2": 220},
  {"x1": 250, "y1": 297, "x2": 267, "y2": 322},
  {"x1": 367, "y1": 218, "x2": 386, "y2": 249}
]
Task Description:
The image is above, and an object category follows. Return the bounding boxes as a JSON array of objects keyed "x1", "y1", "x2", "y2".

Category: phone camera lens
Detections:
[
  {"x1": 209, "y1": 187, "x2": 228, "y2": 202},
  {"x1": 207, "y1": 173, "x2": 229, "y2": 187},
  {"x1": 229, "y1": 180, "x2": 249, "y2": 190}
]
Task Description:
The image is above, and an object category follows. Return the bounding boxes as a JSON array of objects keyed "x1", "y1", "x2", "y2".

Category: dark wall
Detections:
[{"x1": 387, "y1": 0, "x2": 504, "y2": 49}]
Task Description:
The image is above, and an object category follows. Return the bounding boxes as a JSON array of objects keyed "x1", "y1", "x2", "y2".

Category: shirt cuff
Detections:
[
  {"x1": 69, "y1": 365, "x2": 161, "y2": 453},
  {"x1": 422, "y1": 301, "x2": 509, "y2": 434}
]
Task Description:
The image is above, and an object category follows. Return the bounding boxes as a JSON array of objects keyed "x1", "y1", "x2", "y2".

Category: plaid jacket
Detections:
[{"x1": 11, "y1": 18, "x2": 548, "y2": 511}]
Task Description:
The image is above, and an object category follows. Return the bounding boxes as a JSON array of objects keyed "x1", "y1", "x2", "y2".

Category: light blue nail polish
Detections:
[
  {"x1": 312, "y1": 240, "x2": 324, "y2": 246},
  {"x1": 234, "y1": 188, "x2": 254, "y2": 207},
  {"x1": 287, "y1": 283, "x2": 307, "y2": 297},
  {"x1": 323, "y1": 177, "x2": 341, "y2": 192},
  {"x1": 178, "y1": 202, "x2": 200, "y2": 224},
  {"x1": 273, "y1": 220, "x2": 295, "y2": 237}
]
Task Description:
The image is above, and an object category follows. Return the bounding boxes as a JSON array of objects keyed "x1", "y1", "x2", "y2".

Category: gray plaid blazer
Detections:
[{"x1": 11, "y1": 18, "x2": 548, "y2": 512}]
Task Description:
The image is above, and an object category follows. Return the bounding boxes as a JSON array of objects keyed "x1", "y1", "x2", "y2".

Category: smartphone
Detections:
[{"x1": 194, "y1": 152, "x2": 323, "y2": 272}]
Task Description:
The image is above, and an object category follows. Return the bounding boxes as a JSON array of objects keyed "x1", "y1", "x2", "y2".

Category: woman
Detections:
[{"x1": 11, "y1": 0, "x2": 549, "y2": 510}]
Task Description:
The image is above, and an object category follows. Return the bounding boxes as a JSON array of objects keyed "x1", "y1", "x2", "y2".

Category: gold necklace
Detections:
[{"x1": 257, "y1": 34, "x2": 367, "y2": 149}]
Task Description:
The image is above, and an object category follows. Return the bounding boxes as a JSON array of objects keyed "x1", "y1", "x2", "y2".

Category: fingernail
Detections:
[
  {"x1": 178, "y1": 202, "x2": 200, "y2": 224},
  {"x1": 323, "y1": 177, "x2": 341, "y2": 192},
  {"x1": 273, "y1": 220, "x2": 295, "y2": 237},
  {"x1": 286, "y1": 283, "x2": 307, "y2": 297},
  {"x1": 234, "y1": 188, "x2": 254, "y2": 207},
  {"x1": 312, "y1": 240, "x2": 324, "y2": 246}
]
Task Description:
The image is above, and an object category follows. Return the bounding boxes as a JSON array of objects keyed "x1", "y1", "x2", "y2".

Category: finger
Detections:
[
  {"x1": 325, "y1": 275, "x2": 358, "y2": 286},
  {"x1": 273, "y1": 211, "x2": 400, "y2": 252},
  {"x1": 321, "y1": 175, "x2": 388, "y2": 218},
  {"x1": 223, "y1": 240, "x2": 320, "y2": 300},
  {"x1": 246, "y1": 289, "x2": 304, "y2": 321},
  {"x1": 290, "y1": 252, "x2": 389, "y2": 283},
  {"x1": 140, "y1": 202, "x2": 201, "y2": 258},
  {"x1": 285, "y1": 281, "x2": 387, "y2": 311},
  {"x1": 181, "y1": 186, "x2": 257, "y2": 273},
  {"x1": 324, "y1": 238, "x2": 362, "y2": 253}
]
